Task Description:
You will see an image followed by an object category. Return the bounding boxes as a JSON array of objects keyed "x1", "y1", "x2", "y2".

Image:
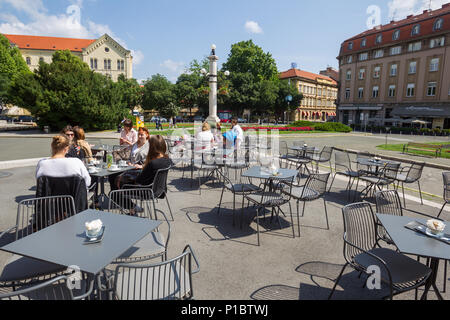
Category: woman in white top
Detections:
[
  {"x1": 195, "y1": 122, "x2": 214, "y2": 151},
  {"x1": 129, "y1": 127, "x2": 150, "y2": 169},
  {"x1": 36, "y1": 135, "x2": 91, "y2": 187}
]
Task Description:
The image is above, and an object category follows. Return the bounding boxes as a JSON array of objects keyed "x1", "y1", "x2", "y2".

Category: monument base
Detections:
[{"x1": 206, "y1": 115, "x2": 220, "y2": 126}]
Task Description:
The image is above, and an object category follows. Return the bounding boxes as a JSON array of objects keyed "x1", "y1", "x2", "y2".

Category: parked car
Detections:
[
  {"x1": 193, "y1": 116, "x2": 205, "y2": 122},
  {"x1": 0, "y1": 115, "x2": 13, "y2": 123},
  {"x1": 15, "y1": 116, "x2": 35, "y2": 123},
  {"x1": 237, "y1": 118, "x2": 247, "y2": 123},
  {"x1": 150, "y1": 116, "x2": 167, "y2": 123}
]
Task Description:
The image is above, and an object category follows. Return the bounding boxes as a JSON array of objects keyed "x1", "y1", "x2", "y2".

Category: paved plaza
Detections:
[{"x1": 0, "y1": 131, "x2": 449, "y2": 300}]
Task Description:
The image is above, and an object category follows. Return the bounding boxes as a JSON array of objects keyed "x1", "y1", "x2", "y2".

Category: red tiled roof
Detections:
[
  {"x1": 340, "y1": 3, "x2": 450, "y2": 56},
  {"x1": 279, "y1": 68, "x2": 338, "y2": 86},
  {"x1": 2, "y1": 34, "x2": 96, "y2": 52}
]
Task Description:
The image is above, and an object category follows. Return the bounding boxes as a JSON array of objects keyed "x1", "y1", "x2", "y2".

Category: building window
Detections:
[
  {"x1": 358, "y1": 87, "x2": 364, "y2": 99},
  {"x1": 117, "y1": 60, "x2": 125, "y2": 71},
  {"x1": 348, "y1": 42, "x2": 353, "y2": 50},
  {"x1": 373, "y1": 66, "x2": 381, "y2": 78},
  {"x1": 390, "y1": 46, "x2": 401, "y2": 55},
  {"x1": 105, "y1": 47, "x2": 110, "y2": 53},
  {"x1": 392, "y1": 29, "x2": 400, "y2": 40},
  {"x1": 427, "y1": 82, "x2": 437, "y2": 96},
  {"x1": 408, "y1": 41, "x2": 422, "y2": 52},
  {"x1": 372, "y1": 86, "x2": 379, "y2": 98},
  {"x1": 430, "y1": 37, "x2": 445, "y2": 48},
  {"x1": 359, "y1": 68, "x2": 365, "y2": 80},
  {"x1": 374, "y1": 49, "x2": 384, "y2": 58},
  {"x1": 361, "y1": 38, "x2": 367, "y2": 47},
  {"x1": 90, "y1": 58, "x2": 98, "y2": 69},
  {"x1": 347, "y1": 55, "x2": 353, "y2": 63},
  {"x1": 390, "y1": 64, "x2": 398, "y2": 76},
  {"x1": 434, "y1": 18, "x2": 443, "y2": 31},
  {"x1": 375, "y1": 34, "x2": 383, "y2": 44},
  {"x1": 430, "y1": 58, "x2": 439, "y2": 72},
  {"x1": 406, "y1": 83, "x2": 415, "y2": 97},
  {"x1": 408, "y1": 61, "x2": 417, "y2": 74},
  {"x1": 346, "y1": 70, "x2": 352, "y2": 80},
  {"x1": 411, "y1": 24, "x2": 420, "y2": 36},
  {"x1": 388, "y1": 85, "x2": 396, "y2": 97},
  {"x1": 26, "y1": 57, "x2": 31, "y2": 65},
  {"x1": 39, "y1": 57, "x2": 44, "y2": 63},
  {"x1": 345, "y1": 88, "x2": 350, "y2": 99},
  {"x1": 359, "y1": 52, "x2": 368, "y2": 61},
  {"x1": 104, "y1": 59, "x2": 111, "y2": 70}
]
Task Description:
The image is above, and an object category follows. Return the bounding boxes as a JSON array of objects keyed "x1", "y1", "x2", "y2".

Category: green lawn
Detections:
[{"x1": 377, "y1": 142, "x2": 450, "y2": 159}]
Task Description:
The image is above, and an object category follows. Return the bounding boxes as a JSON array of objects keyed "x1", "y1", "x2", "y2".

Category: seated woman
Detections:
[
  {"x1": 109, "y1": 127, "x2": 150, "y2": 191},
  {"x1": 120, "y1": 119, "x2": 138, "y2": 147},
  {"x1": 73, "y1": 126, "x2": 93, "y2": 162},
  {"x1": 116, "y1": 135, "x2": 172, "y2": 189},
  {"x1": 36, "y1": 135, "x2": 91, "y2": 188},
  {"x1": 195, "y1": 122, "x2": 214, "y2": 151},
  {"x1": 61, "y1": 125, "x2": 84, "y2": 160}
]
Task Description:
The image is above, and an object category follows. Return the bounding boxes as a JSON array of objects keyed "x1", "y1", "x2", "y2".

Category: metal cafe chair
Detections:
[
  {"x1": 394, "y1": 161, "x2": 425, "y2": 207},
  {"x1": 108, "y1": 188, "x2": 171, "y2": 262},
  {"x1": 0, "y1": 196, "x2": 77, "y2": 289},
  {"x1": 109, "y1": 245, "x2": 200, "y2": 300},
  {"x1": 357, "y1": 162, "x2": 400, "y2": 200},
  {"x1": 0, "y1": 275, "x2": 93, "y2": 300},
  {"x1": 282, "y1": 173, "x2": 330, "y2": 236},
  {"x1": 437, "y1": 172, "x2": 450, "y2": 219},
  {"x1": 328, "y1": 150, "x2": 362, "y2": 198},
  {"x1": 329, "y1": 202, "x2": 431, "y2": 300},
  {"x1": 375, "y1": 190, "x2": 403, "y2": 247},
  {"x1": 310, "y1": 146, "x2": 333, "y2": 173}
]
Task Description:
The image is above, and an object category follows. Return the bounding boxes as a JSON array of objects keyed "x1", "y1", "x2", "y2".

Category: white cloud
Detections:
[
  {"x1": 388, "y1": 0, "x2": 448, "y2": 20},
  {"x1": 132, "y1": 50, "x2": 144, "y2": 66},
  {"x1": 244, "y1": 20, "x2": 263, "y2": 34},
  {"x1": 160, "y1": 59, "x2": 184, "y2": 73}
]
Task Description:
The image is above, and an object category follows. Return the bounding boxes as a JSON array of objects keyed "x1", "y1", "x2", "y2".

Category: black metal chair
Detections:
[
  {"x1": 394, "y1": 162, "x2": 425, "y2": 207},
  {"x1": 123, "y1": 167, "x2": 174, "y2": 221},
  {"x1": 0, "y1": 196, "x2": 77, "y2": 288},
  {"x1": 0, "y1": 275, "x2": 93, "y2": 300},
  {"x1": 216, "y1": 166, "x2": 262, "y2": 228},
  {"x1": 328, "y1": 150, "x2": 362, "y2": 197},
  {"x1": 356, "y1": 151, "x2": 375, "y2": 175},
  {"x1": 437, "y1": 172, "x2": 450, "y2": 219},
  {"x1": 294, "y1": 147, "x2": 316, "y2": 176},
  {"x1": 244, "y1": 175, "x2": 295, "y2": 246},
  {"x1": 311, "y1": 146, "x2": 333, "y2": 173},
  {"x1": 108, "y1": 188, "x2": 171, "y2": 262},
  {"x1": 279, "y1": 141, "x2": 299, "y2": 169},
  {"x1": 329, "y1": 202, "x2": 432, "y2": 300},
  {"x1": 193, "y1": 151, "x2": 221, "y2": 195},
  {"x1": 109, "y1": 245, "x2": 200, "y2": 300},
  {"x1": 358, "y1": 162, "x2": 400, "y2": 200},
  {"x1": 282, "y1": 173, "x2": 330, "y2": 236},
  {"x1": 375, "y1": 190, "x2": 403, "y2": 247}
]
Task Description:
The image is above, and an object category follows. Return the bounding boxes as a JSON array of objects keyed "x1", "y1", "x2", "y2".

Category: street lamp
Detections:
[{"x1": 201, "y1": 44, "x2": 230, "y2": 124}]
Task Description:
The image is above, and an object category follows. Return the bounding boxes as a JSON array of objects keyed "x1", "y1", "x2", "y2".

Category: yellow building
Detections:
[
  {"x1": 280, "y1": 68, "x2": 338, "y2": 121},
  {"x1": 3, "y1": 33, "x2": 132, "y2": 82}
]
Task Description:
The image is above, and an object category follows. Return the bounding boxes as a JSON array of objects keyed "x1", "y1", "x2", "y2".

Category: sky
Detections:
[{"x1": 0, "y1": 0, "x2": 448, "y2": 83}]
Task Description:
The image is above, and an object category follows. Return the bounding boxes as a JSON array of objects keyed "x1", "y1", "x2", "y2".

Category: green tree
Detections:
[
  {"x1": 274, "y1": 79, "x2": 303, "y2": 119},
  {"x1": 9, "y1": 50, "x2": 129, "y2": 130},
  {"x1": 0, "y1": 34, "x2": 31, "y2": 104},
  {"x1": 115, "y1": 74, "x2": 143, "y2": 109},
  {"x1": 141, "y1": 74, "x2": 177, "y2": 117}
]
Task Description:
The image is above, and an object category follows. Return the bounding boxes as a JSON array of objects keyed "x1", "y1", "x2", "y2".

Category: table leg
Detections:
[{"x1": 421, "y1": 258, "x2": 444, "y2": 300}]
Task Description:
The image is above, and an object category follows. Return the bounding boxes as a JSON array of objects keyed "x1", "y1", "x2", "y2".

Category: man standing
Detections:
[{"x1": 231, "y1": 117, "x2": 244, "y2": 149}]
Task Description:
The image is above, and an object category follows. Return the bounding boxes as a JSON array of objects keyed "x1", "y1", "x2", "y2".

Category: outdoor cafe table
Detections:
[
  {"x1": 376, "y1": 214, "x2": 450, "y2": 300},
  {"x1": 355, "y1": 158, "x2": 400, "y2": 175},
  {"x1": 89, "y1": 165, "x2": 135, "y2": 209},
  {"x1": 0, "y1": 209, "x2": 162, "y2": 299}
]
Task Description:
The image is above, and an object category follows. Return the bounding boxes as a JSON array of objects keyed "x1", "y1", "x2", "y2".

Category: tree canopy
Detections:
[
  {"x1": 141, "y1": 74, "x2": 179, "y2": 118},
  {"x1": 9, "y1": 50, "x2": 130, "y2": 130}
]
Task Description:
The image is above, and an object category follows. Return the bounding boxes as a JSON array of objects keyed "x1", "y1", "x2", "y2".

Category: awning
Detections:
[
  {"x1": 338, "y1": 105, "x2": 382, "y2": 111},
  {"x1": 391, "y1": 105, "x2": 450, "y2": 118}
]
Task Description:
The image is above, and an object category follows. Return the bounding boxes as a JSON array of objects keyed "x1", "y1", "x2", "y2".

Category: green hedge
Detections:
[{"x1": 290, "y1": 121, "x2": 352, "y2": 133}]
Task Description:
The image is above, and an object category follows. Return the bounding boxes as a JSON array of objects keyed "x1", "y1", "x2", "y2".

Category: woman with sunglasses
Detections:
[{"x1": 61, "y1": 125, "x2": 85, "y2": 160}]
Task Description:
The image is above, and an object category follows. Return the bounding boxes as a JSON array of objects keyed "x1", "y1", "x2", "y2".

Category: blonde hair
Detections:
[
  {"x1": 51, "y1": 135, "x2": 70, "y2": 155},
  {"x1": 202, "y1": 122, "x2": 211, "y2": 132}
]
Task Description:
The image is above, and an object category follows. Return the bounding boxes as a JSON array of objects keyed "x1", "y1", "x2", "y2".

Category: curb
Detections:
[
  {"x1": 333, "y1": 147, "x2": 450, "y2": 171},
  {"x1": 0, "y1": 158, "x2": 42, "y2": 170}
]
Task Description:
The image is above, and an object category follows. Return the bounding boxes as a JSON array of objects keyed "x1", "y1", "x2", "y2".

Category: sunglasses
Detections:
[{"x1": 66, "y1": 133, "x2": 74, "y2": 136}]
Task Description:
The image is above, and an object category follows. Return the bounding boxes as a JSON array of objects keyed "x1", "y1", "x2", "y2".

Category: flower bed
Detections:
[{"x1": 242, "y1": 126, "x2": 314, "y2": 132}]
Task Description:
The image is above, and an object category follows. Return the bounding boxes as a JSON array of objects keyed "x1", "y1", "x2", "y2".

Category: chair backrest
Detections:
[
  {"x1": 108, "y1": 188, "x2": 154, "y2": 219},
  {"x1": 152, "y1": 167, "x2": 171, "y2": 199},
  {"x1": 0, "y1": 275, "x2": 74, "y2": 300},
  {"x1": 302, "y1": 147, "x2": 316, "y2": 160},
  {"x1": 36, "y1": 175, "x2": 87, "y2": 213},
  {"x1": 335, "y1": 151, "x2": 352, "y2": 172},
  {"x1": 443, "y1": 172, "x2": 450, "y2": 201},
  {"x1": 405, "y1": 162, "x2": 425, "y2": 182},
  {"x1": 16, "y1": 196, "x2": 76, "y2": 239},
  {"x1": 382, "y1": 162, "x2": 401, "y2": 180},
  {"x1": 303, "y1": 173, "x2": 330, "y2": 199},
  {"x1": 112, "y1": 246, "x2": 199, "y2": 300},
  {"x1": 375, "y1": 190, "x2": 403, "y2": 216},
  {"x1": 319, "y1": 146, "x2": 333, "y2": 161},
  {"x1": 341, "y1": 202, "x2": 377, "y2": 264}
]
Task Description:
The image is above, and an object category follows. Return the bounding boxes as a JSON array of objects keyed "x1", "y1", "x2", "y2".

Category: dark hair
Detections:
[
  {"x1": 231, "y1": 117, "x2": 238, "y2": 125},
  {"x1": 61, "y1": 125, "x2": 73, "y2": 134},
  {"x1": 123, "y1": 119, "x2": 133, "y2": 128},
  {"x1": 138, "y1": 126, "x2": 150, "y2": 140},
  {"x1": 144, "y1": 135, "x2": 168, "y2": 167},
  {"x1": 73, "y1": 126, "x2": 85, "y2": 141},
  {"x1": 51, "y1": 135, "x2": 70, "y2": 156}
]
